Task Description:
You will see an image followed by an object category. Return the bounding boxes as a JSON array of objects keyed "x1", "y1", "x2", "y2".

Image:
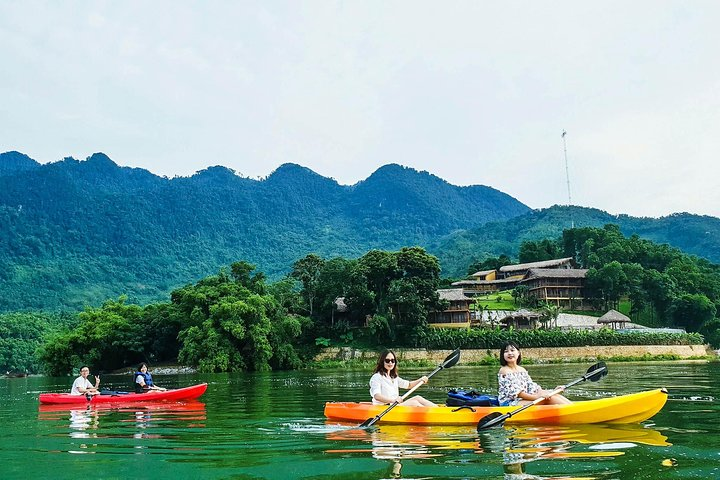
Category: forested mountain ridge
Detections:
[
  {"x1": 432, "y1": 205, "x2": 720, "y2": 277},
  {"x1": 0, "y1": 152, "x2": 529, "y2": 311}
]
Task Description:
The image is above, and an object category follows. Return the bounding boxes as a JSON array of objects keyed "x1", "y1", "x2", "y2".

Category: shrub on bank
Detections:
[{"x1": 416, "y1": 327, "x2": 704, "y2": 350}]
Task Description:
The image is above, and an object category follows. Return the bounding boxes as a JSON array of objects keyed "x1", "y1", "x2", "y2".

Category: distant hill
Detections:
[
  {"x1": 430, "y1": 205, "x2": 720, "y2": 277},
  {"x1": 2, "y1": 151, "x2": 719, "y2": 312},
  {"x1": 0, "y1": 152, "x2": 529, "y2": 311}
]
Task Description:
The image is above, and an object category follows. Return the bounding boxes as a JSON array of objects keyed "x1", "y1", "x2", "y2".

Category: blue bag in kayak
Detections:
[{"x1": 446, "y1": 388, "x2": 500, "y2": 407}]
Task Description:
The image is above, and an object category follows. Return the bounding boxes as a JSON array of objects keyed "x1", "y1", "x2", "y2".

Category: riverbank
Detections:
[{"x1": 314, "y1": 344, "x2": 715, "y2": 365}]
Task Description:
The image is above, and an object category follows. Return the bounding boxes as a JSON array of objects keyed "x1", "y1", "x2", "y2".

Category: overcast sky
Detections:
[{"x1": 2, "y1": 2, "x2": 719, "y2": 218}]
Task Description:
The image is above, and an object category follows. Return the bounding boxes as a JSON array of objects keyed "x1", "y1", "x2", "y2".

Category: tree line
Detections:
[{"x1": 2, "y1": 225, "x2": 718, "y2": 375}]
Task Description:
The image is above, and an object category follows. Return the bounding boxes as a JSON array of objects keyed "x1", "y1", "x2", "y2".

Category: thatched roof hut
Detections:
[
  {"x1": 499, "y1": 309, "x2": 541, "y2": 330},
  {"x1": 597, "y1": 309, "x2": 630, "y2": 329}
]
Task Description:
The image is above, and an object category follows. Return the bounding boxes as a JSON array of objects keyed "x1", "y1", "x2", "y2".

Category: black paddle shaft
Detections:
[{"x1": 359, "y1": 348, "x2": 461, "y2": 428}]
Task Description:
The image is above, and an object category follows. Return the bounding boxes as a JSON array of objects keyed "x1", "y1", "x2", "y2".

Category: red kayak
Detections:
[{"x1": 39, "y1": 383, "x2": 207, "y2": 405}]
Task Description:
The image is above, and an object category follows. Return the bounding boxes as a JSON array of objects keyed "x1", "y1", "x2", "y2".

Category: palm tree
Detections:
[{"x1": 540, "y1": 303, "x2": 562, "y2": 329}]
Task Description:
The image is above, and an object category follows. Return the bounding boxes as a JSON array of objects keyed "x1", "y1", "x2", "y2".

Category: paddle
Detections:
[
  {"x1": 358, "y1": 348, "x2": 461, "y2": 428},
  {"x1": 476, "y1": 361, "x2": 608, "y2": 431}
]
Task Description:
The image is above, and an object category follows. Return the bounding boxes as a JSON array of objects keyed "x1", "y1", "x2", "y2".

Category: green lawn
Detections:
[{"x1": 471, "y1": 290, "x2": 516, "y2": 311}]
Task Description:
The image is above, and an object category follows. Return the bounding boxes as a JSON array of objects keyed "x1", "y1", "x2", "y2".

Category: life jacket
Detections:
[
  {"x1": 134, "y1": 371, "x2": 154, "y2": 393},
  {"x1": 446, "y1": 388, "x2": 501, "y2": 407}
]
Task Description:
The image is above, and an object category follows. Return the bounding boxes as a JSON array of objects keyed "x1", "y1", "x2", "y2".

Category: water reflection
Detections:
[
  {"x1": 38, "y1": 401, "x2": 207, "y2": 445},
  {"x1": 326, "y1": 421, "x2": 670, "y2": 478}
]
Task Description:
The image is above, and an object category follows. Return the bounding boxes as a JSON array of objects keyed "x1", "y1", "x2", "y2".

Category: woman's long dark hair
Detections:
[
  {"x1": 499, "y1": 342, "x2": 522, "y2": 366},
  {"x1": 373, "y1": 349, "x2": 398, "y2": 378}
]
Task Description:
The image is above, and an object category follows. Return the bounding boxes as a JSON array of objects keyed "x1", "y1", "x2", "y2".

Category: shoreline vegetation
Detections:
[
  {"x1": 309, "y1": 345, "x2": 716, "y2": 369},
  {"x1": 2, "y1": 225, "x2": 719, "y2": 376}
]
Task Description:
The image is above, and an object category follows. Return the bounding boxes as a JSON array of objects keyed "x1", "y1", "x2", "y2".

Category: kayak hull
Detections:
[
  {"x1": 324, "y1": 388, "x2": 668, "y2": 425},
  {"x1": 39, "y1": 383, "x2": 208, "y2": 405}
]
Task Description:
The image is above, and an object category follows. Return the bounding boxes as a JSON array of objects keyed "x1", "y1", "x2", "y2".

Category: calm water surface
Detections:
[{"x1": 1, "y1": 362, "x2": 718, "y2": 479}]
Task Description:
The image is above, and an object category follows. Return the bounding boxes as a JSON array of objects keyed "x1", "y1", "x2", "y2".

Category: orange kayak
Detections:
[
  {"x1": 39, "y1": 383, "x2": 207, "y2": 405},
  {"x1": 324, "y1": 388, "x2": 667, "y2": 425}
]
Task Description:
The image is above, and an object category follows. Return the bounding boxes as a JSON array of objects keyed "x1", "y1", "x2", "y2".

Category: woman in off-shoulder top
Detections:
[{"x1": 497, "y1": 342, "x2": 571, "y2": 406}]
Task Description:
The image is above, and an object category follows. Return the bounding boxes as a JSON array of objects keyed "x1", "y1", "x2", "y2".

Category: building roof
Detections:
[
  {"x1": 437, "y1": 288, "x2": 473, "y2": 301},
  {"x1": 499, "y1": 257, "x2": 574, "y2": 273},
  {"x1": 597, "y1": 309, "x2": 630, "y2": 324},
  {"x1": 471, "y1": 269, "x2": 495, "y2": 278},
  {"x1": 451, "y1": 278, "x2": 518, "y2": 287},
  {"x1": 500, "y1": 309, "x2": 542, "y2": 321},
  {"x1": 523, "y1": 268, "x2": 588, "y2": 280}
]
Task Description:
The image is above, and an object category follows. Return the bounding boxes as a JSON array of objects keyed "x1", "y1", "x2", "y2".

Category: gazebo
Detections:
[
  {"x1": 597, "y1": 309, "x2": 631, "y2": 330},
  {"x1": 500, "y1": 309, "x2": 542, "y2": 330}
]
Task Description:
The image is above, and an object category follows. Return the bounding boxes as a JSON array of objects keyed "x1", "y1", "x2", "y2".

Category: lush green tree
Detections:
[
  {"x1": 38, "y1": 297, "x2": 145, "y2": 375},
  {"x1": 358, "y1": 250, "x2": 400, "y2": 312},
  {"x1": 466, "y1": 254, "x2": 513, "y2": 276},
  {"x1": 518, "y1": 239, "x2": 561, "y2": 263},
  {"x1": 0, "y1": 312, "x2": 75, "y2": 374},
  {"x1": 586, "y1": 261, "x2": 628, "y2": 310},
  {"x1": 642, "y1": 269, "x2": 677, "y2": 324},
  {"x1": 671, "y1": 294, "x2": 717, "y2": 332},
  {"x1": 291, "y1": 254, "x2": 325, "y2": 316},
  {"x1": 512, "y1": 285, "x2": 530, "y2": 307},
  {"x1": 539, "y1": 303, "x2": 561, "y2": 329},
  {"x1": 176, "y1": 264, "x2": 307, "y2": 372}
]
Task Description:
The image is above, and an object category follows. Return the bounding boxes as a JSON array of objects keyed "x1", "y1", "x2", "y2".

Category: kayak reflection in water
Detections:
[{"x1": 134, "y1": 363, "x2": 167, "y2": 393}]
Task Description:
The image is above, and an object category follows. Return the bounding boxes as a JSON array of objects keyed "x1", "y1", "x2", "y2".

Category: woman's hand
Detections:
[{"x1": 419, "y1": 375, "x2": 429, "y2": 385}]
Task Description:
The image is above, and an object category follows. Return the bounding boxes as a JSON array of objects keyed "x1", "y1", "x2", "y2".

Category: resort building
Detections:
[
  {"x1": 520, "y1": 268, "x2": 588, "y2": 308},
  {"x1": 497, "y1": 257, "x2": 575, "y2": 279},
  {"x1": 427, "y1": 289, "x2": 473, "y2": 328},
  {"x1": 499, "y1": 309, "x2": 542, "y2": 330}
]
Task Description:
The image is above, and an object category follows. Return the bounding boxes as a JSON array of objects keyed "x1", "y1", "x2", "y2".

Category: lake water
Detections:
[{"x1": 1, "y1": 362, "x2": 718, "y2": 479}]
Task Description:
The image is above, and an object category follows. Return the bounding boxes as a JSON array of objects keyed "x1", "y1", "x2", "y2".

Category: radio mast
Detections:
[{"x1": 562, "y1": 130, "x2": 574, "y2": 228}]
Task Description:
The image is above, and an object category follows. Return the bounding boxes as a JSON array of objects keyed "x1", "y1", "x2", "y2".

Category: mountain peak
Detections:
[
  {"x1": 0, "y1": 151, "x2": 41, "y2": 176},
  {"x1": 268, "y1": 163, "x2": 319, "y2": 179},
  {"x1": 265, "y1": 163, "x2": 339, "y2": 189},
  {"x1": 85, "y1": 152, "x2": 118, "y2": 170}
]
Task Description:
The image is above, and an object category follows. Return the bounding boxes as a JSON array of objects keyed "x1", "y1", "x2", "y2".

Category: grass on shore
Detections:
[{"x1": 306, "y1": 354, "x2": 715, "y2": 369}]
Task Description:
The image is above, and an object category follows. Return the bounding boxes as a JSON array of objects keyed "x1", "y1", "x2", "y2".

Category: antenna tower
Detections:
[{"x1": 562, "y1": 130, "x2": 574, "y2": 228}]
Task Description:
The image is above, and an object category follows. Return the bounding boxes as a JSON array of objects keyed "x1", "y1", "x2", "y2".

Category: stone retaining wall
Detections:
[{"x1": 314, "y1": 344, "x2": 712, "y2": 363}]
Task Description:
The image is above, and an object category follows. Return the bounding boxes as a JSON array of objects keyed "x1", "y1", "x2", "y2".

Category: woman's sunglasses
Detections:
[{"x1": 384, "y1": 358, "x2": 396, "y2": 364}]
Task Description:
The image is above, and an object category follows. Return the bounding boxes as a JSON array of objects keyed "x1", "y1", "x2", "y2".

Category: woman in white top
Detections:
[{"x1": 369, "y1": 349, "x2": 436, "y2": 406}]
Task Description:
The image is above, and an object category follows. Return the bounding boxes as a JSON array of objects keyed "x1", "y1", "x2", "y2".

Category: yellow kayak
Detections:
[{"x1": 324, "y1": 388, "x2": 668, "y2": 425}]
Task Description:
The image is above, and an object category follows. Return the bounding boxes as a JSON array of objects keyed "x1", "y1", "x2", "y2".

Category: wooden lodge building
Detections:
[
  {"x1": 429, "y1": 257, "x2": 588, "y2": 327},
  {"x1": 451, "y1": 257, "x2": 577, "y2": 295},
  {"x1": 427, "y1": 289, "x2": 474, "y2": 328},
  {"x1": 521, "y1": 267, "x2": 588, "y2": 309}
]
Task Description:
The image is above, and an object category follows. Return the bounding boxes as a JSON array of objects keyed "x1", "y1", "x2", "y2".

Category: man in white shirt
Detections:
[{"x1": 70, "y1": 366, "x2": 100, "y2": 396}]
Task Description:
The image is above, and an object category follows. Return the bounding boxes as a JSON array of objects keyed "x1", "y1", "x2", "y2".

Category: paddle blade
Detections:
[
  {"x1": 586, "y1": 362, "x2": 608, "y2": 382},
  {"x1": 476, "y1": 412, "x2": 506, "y2": 431},
  {"x1": 358, "y1": 417, "x2": 376, "y2": 428},
  {"x1": 442, "y1": 348, "x2": 461, "y2": 369}
]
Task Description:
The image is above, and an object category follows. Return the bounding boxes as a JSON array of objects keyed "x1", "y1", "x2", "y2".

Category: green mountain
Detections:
[
  {"x1": 0, "y1": 152, "x2": 529, "y2": 311},
  {"x1": 2, "y1": 152, "x2": 719, "y2": 312},
  {"x1": 431, "y1": 205, "x2": 720, "y2": 277}
]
